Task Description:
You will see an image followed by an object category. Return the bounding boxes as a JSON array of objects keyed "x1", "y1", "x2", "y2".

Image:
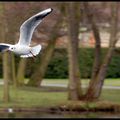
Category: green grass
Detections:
[
  {"x1": 100, "y1": 89, "x2": 120, "y2": 103},
  {"x1": 0, "y1": 86, "x2": 119, "y2": 108},
  {"x1": 104, "y1": 78, "x2": 120, "y2": 86},
  {"x1": 0, "y1": 78, "x2": 119, "y2": 108},
  {"x1": 0, "y1": 85, "x2": 68, "y2": 107}
]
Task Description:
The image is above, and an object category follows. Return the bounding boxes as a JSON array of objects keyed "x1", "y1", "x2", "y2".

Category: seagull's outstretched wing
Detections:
[
  {"x1": 0, "y1": 43, "x2": 12, "y2": 52},
  {"x1": 18, "y1": 8, "x2": 53, "y2": 46}
]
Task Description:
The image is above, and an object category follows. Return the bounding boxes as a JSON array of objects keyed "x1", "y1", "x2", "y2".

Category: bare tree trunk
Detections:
[
  {"x1": 8, "y1": 51, "x2": 15, "y2": 84},
  {"x1": 17, "y1": 58, "x2": 27, "y2": 86},
  {"x1": 27, "y1": 20, "x2": 62, "y2": 87},
  {"x1": 11, "y1": 53, "x2": 16, "y2": 87},
  {"x1": 5, "y1": 29, "x2": 16, "y2": 85},
  {"x1": 85, "y1": 2, "x2": 119, "y2": 101},
  {"x1": 27, "y1": 38, "x2": 56, "y2": 86},
  {"x1": 27, "y1": 3, "x2": 65, "y2": 87},
  {"x1": 3, "y1": 52, "x2": 10, "y2": 102},
  {"x1": 86, "y1": 48, "x2": 115, "y2": 100},
  {"x1": 67, "y1": 2, "x2": 83, "y2": 100},
  {"x1": 83, "y1": 2, "x2": 102, "y2": 80},
  {"x1": 0, "y1": 4, "x2": 10, "y2": 102}
]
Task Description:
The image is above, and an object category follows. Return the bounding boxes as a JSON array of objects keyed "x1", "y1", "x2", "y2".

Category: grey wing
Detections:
[
  {"x1": 18, "y1": 8, "x2": 53, "y2": 46},
  {"x1": 0, "y1": 43, "x2": 12, "y2": 52}
]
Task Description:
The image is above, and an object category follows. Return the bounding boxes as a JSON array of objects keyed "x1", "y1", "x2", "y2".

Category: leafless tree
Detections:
[
  {"x1": 83, "y1": 2, "x2": 119, "y2": 101},
  {"x1": 27, "y1": 3, "x2": 66, "y2": 86},
  {"x1": 66, "y1": 2, "x2": 83, "y2": 100}
]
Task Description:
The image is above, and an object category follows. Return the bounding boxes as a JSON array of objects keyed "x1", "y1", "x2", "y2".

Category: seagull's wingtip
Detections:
[
  {"x1": 50, "y1": 8, "x2": 53, "y2": 11},
  {"x1": 48, "y1": 8, "x2": 53, "y2": 13}
]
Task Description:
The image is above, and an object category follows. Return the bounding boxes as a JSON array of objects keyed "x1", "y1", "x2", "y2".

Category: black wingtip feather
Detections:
[
  {"x1": 0, "y1": 45, "x2": 9, "y2": 52},
  {"x1": 35, "y1": 8, "x2": 53, "y2": 20},
  {"x1": 50, "y1": 8, "x2": 53, "y2": 12}
]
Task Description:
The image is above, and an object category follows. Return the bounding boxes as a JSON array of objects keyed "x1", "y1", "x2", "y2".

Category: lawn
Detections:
[
  {"x1": 0, "y1": 78, "x2": 119, "y2": 108},
  {"x1": 0, "y1": 85, "x2": 68, "y2": 107}
]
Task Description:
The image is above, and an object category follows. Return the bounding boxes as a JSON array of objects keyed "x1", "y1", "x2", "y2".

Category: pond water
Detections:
[{"x1": 0, "y1": 111, "x2": 120, "y2": 118}]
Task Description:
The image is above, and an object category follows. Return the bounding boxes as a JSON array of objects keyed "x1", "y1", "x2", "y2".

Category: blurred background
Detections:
[
  {"x1": 0, "y1": 2, "x2": 119, "y2": 82},
  {"x1": 0, "y1": 2, "x2": 120, "y2": 118}
]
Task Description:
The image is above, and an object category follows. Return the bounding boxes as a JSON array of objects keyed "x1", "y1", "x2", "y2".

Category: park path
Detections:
[{"x1": 41, "y1": 83, "x2": 120, "y2": 90}]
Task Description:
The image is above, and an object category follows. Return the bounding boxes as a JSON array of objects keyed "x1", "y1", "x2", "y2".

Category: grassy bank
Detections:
[
  {"x1": 0, "y1": 86, "x2": 67, "y2": 107},
  {"x1": 0, "y1": 84, "x2": 119, "y2": 108},
  {"x1": 0, "y1": 78, "x2": 119, "y2": 110}
]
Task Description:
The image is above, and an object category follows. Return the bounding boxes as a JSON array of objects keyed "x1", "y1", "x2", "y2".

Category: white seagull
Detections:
[{"x1": 0, "y1": 8, "x2": 53, "y2": 58}]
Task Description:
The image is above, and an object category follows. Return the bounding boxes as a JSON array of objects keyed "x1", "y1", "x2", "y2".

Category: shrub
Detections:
[
  {"x1": 0, "y1": 48, "x2": 119, "y2": 79},
  {"x1": 44, "y1": 48, "x2": 120, "y2": 78}
]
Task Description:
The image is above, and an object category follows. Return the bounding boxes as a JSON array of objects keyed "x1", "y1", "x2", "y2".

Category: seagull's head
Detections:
[{"x1": 9, "y1": 46, "x2": 16, "y2": 52}]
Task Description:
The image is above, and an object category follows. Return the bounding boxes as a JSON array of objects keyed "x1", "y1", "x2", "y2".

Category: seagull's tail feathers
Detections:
[
  {"x1": 31, "y1": 44, "x2": 42, "y2": 56},
  {"x1": 20, "y1": 44, "x2": 42, "y2": 58}
]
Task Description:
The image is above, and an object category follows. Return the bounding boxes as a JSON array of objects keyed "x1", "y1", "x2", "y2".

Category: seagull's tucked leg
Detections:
[
  {"x1": 30, "y1": 44, "x2": 42, "y2": 57},
  {"x1": 30, "y1": 50, "x2": 36, "y2": 58},
  {"x1": 20, "y1": 45, "x2": 41, "y2": 58}
]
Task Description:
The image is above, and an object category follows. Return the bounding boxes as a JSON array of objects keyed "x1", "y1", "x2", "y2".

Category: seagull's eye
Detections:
[{"x1": 11, "y1": 47, "x2": 15, "y2": 50}]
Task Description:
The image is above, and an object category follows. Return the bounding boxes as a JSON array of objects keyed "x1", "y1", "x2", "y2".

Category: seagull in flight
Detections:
[{"x1": 0, "y1": 8, "x2": 53, "y2": 58}]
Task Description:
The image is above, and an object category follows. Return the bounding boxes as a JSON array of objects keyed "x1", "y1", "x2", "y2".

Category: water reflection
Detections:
[{"x1": 0, "y1": 111, "x2": 120, "y2": 118}]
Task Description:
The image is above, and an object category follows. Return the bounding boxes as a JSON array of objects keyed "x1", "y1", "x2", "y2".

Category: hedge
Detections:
[
  {"x1": 44, "y1": 48, "x2": 120, "y2": 78},
  {"x1": 0, "y1": 48, "x2": 119, "y2": 78}
]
